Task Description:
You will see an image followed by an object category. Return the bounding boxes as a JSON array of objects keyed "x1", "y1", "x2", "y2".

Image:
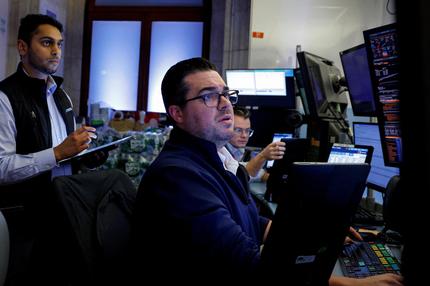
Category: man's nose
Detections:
[
  {"x1": 51, "y1": 44, "x2": 61, "y2": 56},
  {"x1": 217, "y1": 94, "x2": 232, "y2": 110}
]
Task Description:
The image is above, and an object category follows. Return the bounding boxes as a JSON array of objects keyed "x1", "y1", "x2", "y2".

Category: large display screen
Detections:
[
  {"x1": 225, "y1": 69, "x2": 295, "y2": 108},
  {"x1": 363, "y1": 23, "x2": 402, "y2": 167}
]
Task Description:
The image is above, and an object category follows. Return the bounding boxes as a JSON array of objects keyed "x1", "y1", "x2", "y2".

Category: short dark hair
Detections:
[
  {"x1": 18, "y1": 14, "x2": 63, "y2": 45},
  {"x1": 233, "y1": 106, "x2": 251, "y2": 119},
  {"x1": 161, "y1": 57, "x2": 217, "y2": 115}
]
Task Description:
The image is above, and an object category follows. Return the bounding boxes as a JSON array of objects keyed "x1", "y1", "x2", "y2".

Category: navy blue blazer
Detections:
[{"x1": 131, "y1": 127, "x2": 269, "y2": 281}]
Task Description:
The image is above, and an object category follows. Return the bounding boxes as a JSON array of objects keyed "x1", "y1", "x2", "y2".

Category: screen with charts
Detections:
[
  {"x1": 225, "y1": 69, "x2": 295, "y2": 108},
  {"x1": 266, "y1": 133, "x2": 293, "y2": 168},
  {"x1": 327, "y1": 143, "x2": 372, "y2": 164},
  {"x1": 363, "y1": 23, "x2": 402, "y2": 167},
  {"x1": 353, "y1": 122, "x2": 400, "y2": 204}
]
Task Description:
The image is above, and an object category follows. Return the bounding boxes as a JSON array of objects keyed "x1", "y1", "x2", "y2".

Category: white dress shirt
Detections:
[
  {"x1": 218, "y1": 146, "x2": 240, "y2": 174},
  {"x1": 225, "y1": 143, "x2": 265, "y2": 182}
]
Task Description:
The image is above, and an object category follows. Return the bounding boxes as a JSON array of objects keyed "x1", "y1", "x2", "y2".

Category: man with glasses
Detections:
[
  {"x1": 130, "y1": 58, "x2": 403, "y2": 286},
  {"x1": 226, "y1": 106, "x2": 286, "y2": 182},
  {"x1": 131, "y1": 57, "x2": 271, "y2": 282}
]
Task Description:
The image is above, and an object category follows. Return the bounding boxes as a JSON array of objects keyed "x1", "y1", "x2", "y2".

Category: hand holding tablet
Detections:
[{"x1": 58, "y1": 135, "x2": 132, "y2": 164}]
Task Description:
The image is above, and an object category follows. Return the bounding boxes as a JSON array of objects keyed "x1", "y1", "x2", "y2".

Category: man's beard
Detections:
[{"x1": 28, "y1": 52, "x2": 58, "y2": 75}]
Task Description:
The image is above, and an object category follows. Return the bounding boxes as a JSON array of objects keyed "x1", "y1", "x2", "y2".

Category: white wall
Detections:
[
  {"x1": 249, "y1": 0, "x2": 396, "y2": 70},
  {"x1": 249, "y1": 0, "x2": 396, "y2": 124},
  {"x1": 0, "y1": 0, "x2": 9, "y2": 79}
]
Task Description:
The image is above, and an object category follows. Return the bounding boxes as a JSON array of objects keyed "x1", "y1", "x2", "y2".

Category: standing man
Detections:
[
  {"x1": 226, "y1": 106, "x2": 286, "y2": 182},
  {"x1": 130, "y1": 57, "x2": 403, "y2": 286},
  {"x1": 0, "y1": 14, "x2": 97, "y2": 285},
  {"x1": 0, "y1": 14, "x2": 96, "y2": 196}
]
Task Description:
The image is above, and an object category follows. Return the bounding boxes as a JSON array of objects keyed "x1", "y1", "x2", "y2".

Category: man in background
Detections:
[{"x1": 226, "y1": 106, "x2": 286, "y2": 182}]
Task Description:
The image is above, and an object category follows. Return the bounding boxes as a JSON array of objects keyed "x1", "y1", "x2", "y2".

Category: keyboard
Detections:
[
  {"x1": 339, "y1": 241, "x2": 401, "y2": 278},
  {"x1": 353, "y1": 205, "x2": 384, "y2": 225}
]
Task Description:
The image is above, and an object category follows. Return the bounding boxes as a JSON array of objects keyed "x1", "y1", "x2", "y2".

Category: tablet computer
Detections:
[{"x1": 58, "y1": 135, "x2": 132, "y2": 164}]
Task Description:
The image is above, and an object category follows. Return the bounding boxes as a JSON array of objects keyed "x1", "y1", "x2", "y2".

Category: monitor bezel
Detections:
[{"x1": 339, "y1": 44, "x2": 377, "y2": 117}]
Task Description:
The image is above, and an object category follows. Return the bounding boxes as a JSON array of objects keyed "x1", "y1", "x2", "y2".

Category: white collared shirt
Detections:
[
  {"x1": 218, "y1": 146, "x2": 240, "y2": 174},
  {"x1": 45, "y1": 76, "x2": 72, "y2": 178},
  {"x1": 224, "y1": 143, "x2": 265, "y2": 182}
]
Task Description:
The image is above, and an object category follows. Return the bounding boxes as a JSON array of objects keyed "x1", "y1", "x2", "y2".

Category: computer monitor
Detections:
[
  {"x1": 353, "y1": 122, "x2": 400, "y2": 204},
  {"x1": 339, "y1": 44, "x2": 377, "y2": 117},
  {"x1": 296, "y1": 51, "x2": 348, "y2": 119},
  {"x1": 327, "y1": 143, "x2": 373, "y2": 164},
  {"x1": 363, "y1": 23, "x2": 402, "y2": 167},
  {"x1": 261, "y1": 162, "x2": 370, "y2": 284},
  {"x1": 225, "y1": 69, "x2": 296, "y2": 108}
]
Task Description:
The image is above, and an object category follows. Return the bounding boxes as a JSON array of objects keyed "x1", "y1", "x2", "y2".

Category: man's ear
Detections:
[
  {"x1": 168, "y1": 105, "x2": 184, "y2": 124},
  {"x1": 17, "y1": 39, "x2": 28, "y2": 58}
]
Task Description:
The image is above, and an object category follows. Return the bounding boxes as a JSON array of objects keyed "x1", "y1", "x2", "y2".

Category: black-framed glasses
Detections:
[
  {"x1": 181, "y1": 89, "x2": 239, "y2": 108},
  {"x1": 233, "y1": 127, "x2": 254, "y2": 137}
]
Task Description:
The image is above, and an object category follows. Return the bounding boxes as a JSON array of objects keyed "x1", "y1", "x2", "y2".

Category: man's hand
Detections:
[
  {"x1": 53, "y1": 126, "x2": 96, "y2": 162},
  {"x1": 330, "y1": 273, "x2": 404, "y2": 286},
  {"x1": 261, "y1": 141, "x2": 286, "y2": 161},
  {"x1": 344, "y1": 226, "x2": 363, "y2": 244},
  {"x1": 245, "y1": 141, "x2": 286, "y2": 177}
]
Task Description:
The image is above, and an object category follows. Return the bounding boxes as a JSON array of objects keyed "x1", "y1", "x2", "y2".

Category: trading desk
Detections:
[
  {"x1": 249, "y1": 182, "x2": 403, "y2": 278},
  {"x1": 332, "y1": 242, "x2": 402, "y2": 277}
]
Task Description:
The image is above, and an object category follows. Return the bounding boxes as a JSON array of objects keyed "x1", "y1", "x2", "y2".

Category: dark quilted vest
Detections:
[{"x1": 0, "y1": 64, "x2": 75, "y2": 207}]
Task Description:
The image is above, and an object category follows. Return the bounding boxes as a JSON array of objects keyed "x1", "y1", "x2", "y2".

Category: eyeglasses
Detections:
[
  {"x1": 182, "y1": 89, "x2": 239, "y2": 108},
  {"x1": 233, "y1": 127, "x2": 254, "y2": 137}
]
